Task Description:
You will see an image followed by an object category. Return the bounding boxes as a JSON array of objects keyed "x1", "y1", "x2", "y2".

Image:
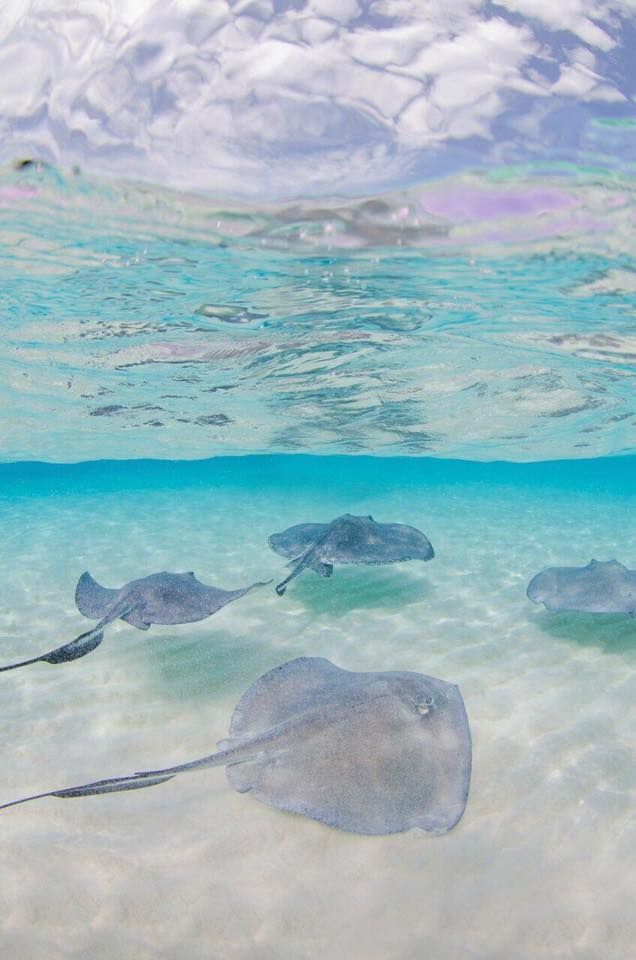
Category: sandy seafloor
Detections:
[{"x1": 0, "y1": 453, "x2": 635, "y2": 960}]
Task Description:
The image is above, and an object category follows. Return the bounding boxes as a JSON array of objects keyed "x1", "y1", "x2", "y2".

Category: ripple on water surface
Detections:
[{"x1": 2, "y1": 162, "x2": 636, "y2": 463}]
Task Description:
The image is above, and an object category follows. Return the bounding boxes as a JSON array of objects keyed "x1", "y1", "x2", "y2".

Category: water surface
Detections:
[{"x1": 2, "y1": 162, "x2": 636, "y2": 463}]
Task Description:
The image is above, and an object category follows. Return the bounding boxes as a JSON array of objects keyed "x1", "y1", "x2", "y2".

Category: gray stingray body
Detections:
[
  {"x1": 0, "y1": 656, "x2": 472, "y2": 836},
  {"x1": 0, "y1": 571, "x2": 266, "y2": 673},
  {"x1": 269, "y1": 513, "x2": 434, "y2": 595},
  {"x1": 527, "y1": 559, "x2": 636, "y2": 616},
  {"x1": 75, "y1": 570, "x2": 260, "y2": 630}
]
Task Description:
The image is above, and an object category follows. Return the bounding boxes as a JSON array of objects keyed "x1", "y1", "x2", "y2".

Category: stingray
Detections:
[
  {"x1": 0, "y1": 656, "x2": 472, "y2": 835},
  {"x1": 527, "y1": 559, "x2": 636, "y2": 616},
  {"x1": 0, "y1": 571, "x2": 268, "y2": 673},
  {"x1": 269, "y1": 513, "x2": 434, "y2": 595}
]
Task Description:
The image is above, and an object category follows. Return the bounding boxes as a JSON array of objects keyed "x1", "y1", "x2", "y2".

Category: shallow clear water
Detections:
[
  {"x1": 1, "y1": 454, "x2": 635, "y2": 959},
  {"x1": 3, "y1": 0, "x2": 636, "y2": 954},
  {"x1": 3, "y1": 162, "x2": 636, "y2": 463},
  {"x1": 2, "y1": 133, "x2": 636, "y2": 960}
]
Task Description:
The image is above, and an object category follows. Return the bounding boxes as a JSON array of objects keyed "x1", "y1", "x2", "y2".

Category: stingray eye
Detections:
[
  {"x1": 416, "y1": 697, "x2": 434, "y2": 716},
  {"x1": 368, "y1": 514, "x2": 374, "y2": 521}
]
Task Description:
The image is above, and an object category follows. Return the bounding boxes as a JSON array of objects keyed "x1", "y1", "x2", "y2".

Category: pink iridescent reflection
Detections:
[{"x1": 420, "y1": 186, "x2": 578, "y2": 222}]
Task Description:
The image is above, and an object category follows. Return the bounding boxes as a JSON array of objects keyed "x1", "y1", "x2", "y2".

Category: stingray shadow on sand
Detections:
[
  {"x1": 531, "y1": 608, "x2": 636, "y2": 656},
  {"x1": 138, "y1": 627, "x2": 300, "y2": 705},
  {"x1": 285, "y1": 564, "x2": 435, "y2": 616}
]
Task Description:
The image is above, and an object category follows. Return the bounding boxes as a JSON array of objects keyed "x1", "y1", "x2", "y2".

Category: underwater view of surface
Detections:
[
  {"x1": 3, "y1": 1, "x2": 636, "y2": 958},
  {"x1": 3, "y1": 161, "x2": 636, "y2": 464}
]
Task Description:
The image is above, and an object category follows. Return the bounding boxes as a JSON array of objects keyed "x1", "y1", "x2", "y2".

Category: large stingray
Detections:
[
  {"x1": 527, "y1": 559, "x2": 636, "y2": 615},
  {"x1": 269, "y1": 513, "x2": 434, "y2": 595},
  {"x1": 0, "y1": 656, "x2": 472, "y2": 835},
  {"x1": 0, "y1": 571, "x2": 268, "y2": 673}
]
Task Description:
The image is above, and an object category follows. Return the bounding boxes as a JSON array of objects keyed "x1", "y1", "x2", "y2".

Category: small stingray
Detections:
[
  {"x1": 269, "y1": 513, "x2": 434, "y2": 595},
  {"x1": 527, "y1": 559, "x2": 636, "y2": 616},
  {"x1": 0, "y1": 571, "x2": 268, "y2": 673},
  {"x1": 0, "y1": 656, "x2": 472, "y2": 835}
]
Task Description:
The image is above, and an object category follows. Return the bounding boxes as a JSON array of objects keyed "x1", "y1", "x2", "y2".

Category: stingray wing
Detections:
[
  {"x1": 0, "y1": 627, "x2": 105, "y2": 673},
  {"x1": 75, "y1": 572, "x2": 120, "y2": 619},
  {"x1": 327, "y1": 520, "x2": 434, "y2": 565},
  {"x1": 268, "y1": 523, "x2": 329, "y2": 559},
  {"x1": 229, "y1": 656, "x2": 344, "y2": 735}
]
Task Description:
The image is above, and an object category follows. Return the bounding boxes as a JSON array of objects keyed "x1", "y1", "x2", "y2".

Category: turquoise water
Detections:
[
  {"x1": 3, "y1": 163, "x2": 636, "y2": 463},
  {"x1": 2, "y1": 163, "x2": 636, "y2": 959},
  {"x1": 3, "y1": 0, "x2": 636, "y2": 953},
  {"x1": 1, "y1": 454, "x2": 635, "y2": 959}
]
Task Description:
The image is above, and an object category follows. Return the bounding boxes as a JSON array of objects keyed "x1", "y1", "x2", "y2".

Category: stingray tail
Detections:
[
  {"x1": 0, "y1": 626, "x2": 105, "y2": 673},
  {"x1": 0, "y1": 773, "x2": 176, "y2": 811},
  {"x1": 275, "y1": 557, "x2": 311, "y2": 596},
  {"x1": 229, "y1": 579, "x2": 273, "y2": 601},
  {"x1": 247, "y1": 579, "x2": 274, "y2": 593},
  {"x1": 275, "y1": 529, "x2": 333, "y2": 596},
  {"x1": 133, "y1": 747, "x2": 244, "y2": 778},
  {"x1": 0, "y1": 741, "x2": 259, "y2": 812}
]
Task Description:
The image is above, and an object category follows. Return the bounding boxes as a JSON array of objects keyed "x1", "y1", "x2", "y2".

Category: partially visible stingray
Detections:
[
  {"x1": 269, "y1": 513, "x2": 434, "y2": 595},
  {"x1": 0, "y1": 656, "x2": 472, "y2": 836},
  {"x1": 0, "y1": 571, "x2": 268, "y2": 673},
  {"x1": 527, "y1": 559, "x2": 636, "y2": 616}
]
